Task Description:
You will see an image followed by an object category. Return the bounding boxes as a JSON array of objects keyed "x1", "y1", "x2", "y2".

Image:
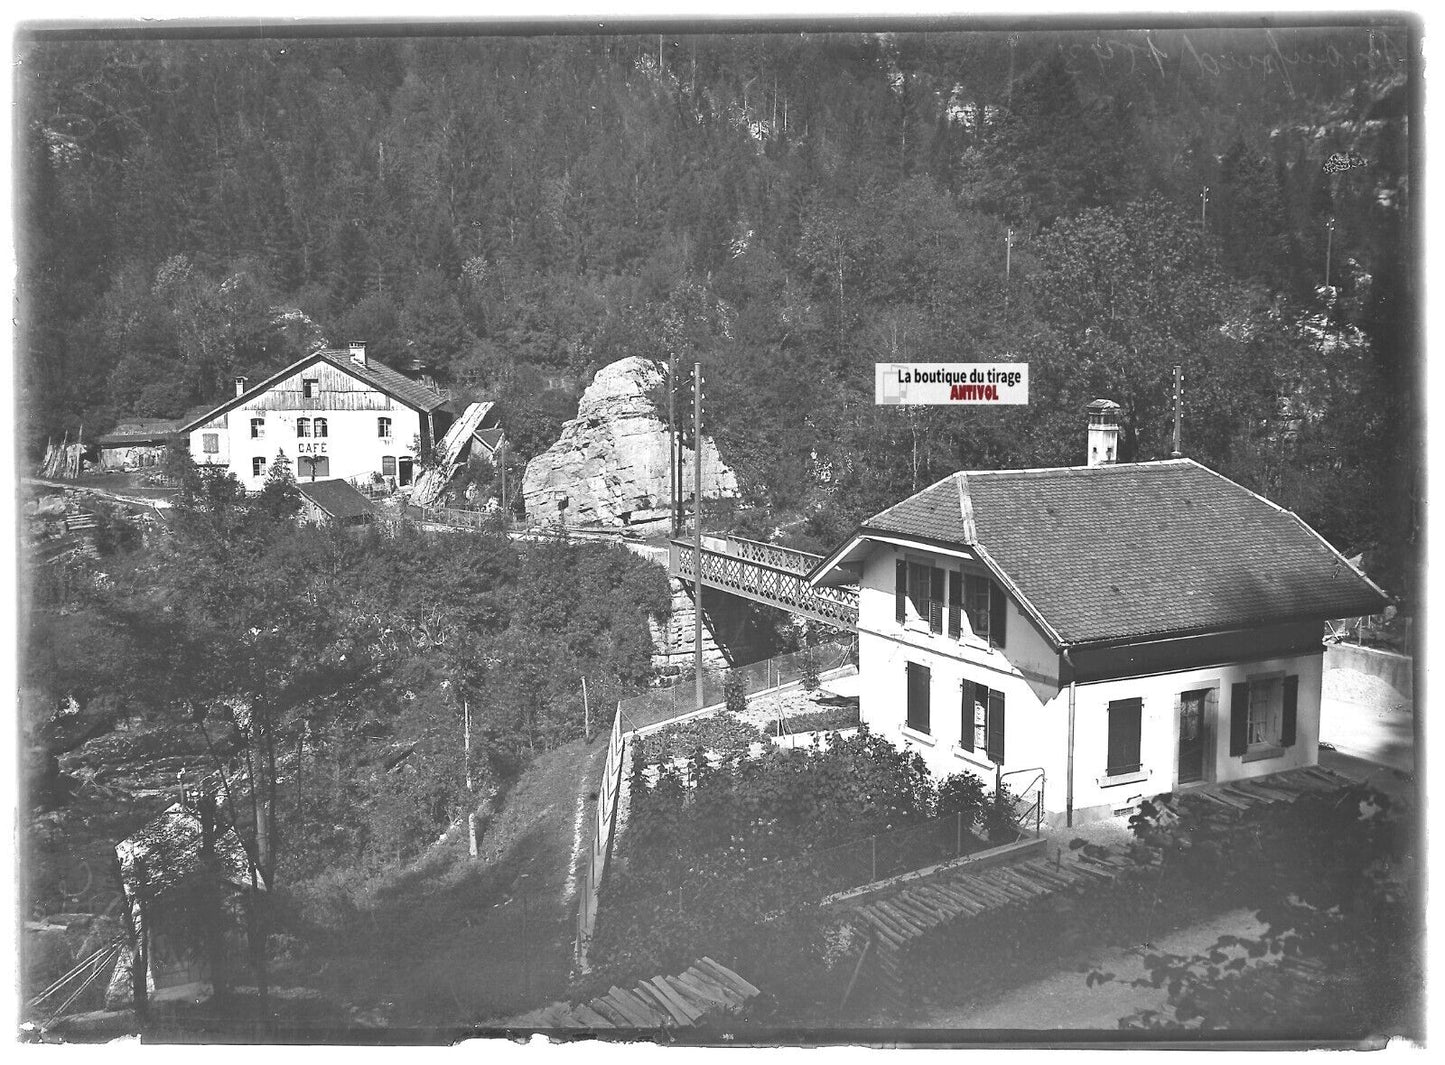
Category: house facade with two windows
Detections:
[
  {"x1": 808, "y1": 458, "x2": 1387, "y2": 825},
  {"x1": 179, "y1": 343, "x2": 452, "y2": 492}
]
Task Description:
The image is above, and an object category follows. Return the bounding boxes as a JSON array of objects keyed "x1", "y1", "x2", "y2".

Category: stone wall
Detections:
[{"x1": 522, "y1": 357, "x2": 738, "y2": 527}]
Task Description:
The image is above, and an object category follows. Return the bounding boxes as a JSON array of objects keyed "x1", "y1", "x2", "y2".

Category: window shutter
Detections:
[
  {"x1": 929, "y1": 567, "x2": 945, "y2": 633},
  {"x1": 1281, "y1": 675, "x2": 1299, "y2": 748},
  {"x1": 906, "y1": 662, "x2": 931, "y2": 734},
  {"x1": 947, "y1": 570, "x2": 963, "y2": 639},
  {"x1": 896, "y1": 560, "x2": 907, "y2": 625},
  {"x1": 1107, "y1": 698, "x2": 1142, "y2": 775},
  {"x1": 1229, "y1": 682, "x2": 1250, "y2": 756},
  {"x1": 989, "y1": 581, "x2": 1007, "y2": 648},
  {"x1": 960, "y1": 681, "x2": 975, "y2": 752},
  {"x1": 986, "y1": 688, "x2": 1006, "y2": 765}
]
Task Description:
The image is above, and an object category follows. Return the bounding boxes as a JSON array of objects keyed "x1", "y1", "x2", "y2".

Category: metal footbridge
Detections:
[{"x1": 669, "y1": 534, "x2": 859, "y2": 630}]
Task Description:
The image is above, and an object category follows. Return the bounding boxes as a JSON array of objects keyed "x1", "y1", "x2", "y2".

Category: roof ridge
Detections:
[{"x1": 955, "y1": 472, "x2": 977, "y2": 544}]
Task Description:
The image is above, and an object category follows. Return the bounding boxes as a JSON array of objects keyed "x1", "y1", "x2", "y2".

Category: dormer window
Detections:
[
  {"x1": 964, "y1": 572, "x2": 1007, "y2": 649},
  {"x1": 895, "y1": 560, "x2": 945, "y2": 634}
]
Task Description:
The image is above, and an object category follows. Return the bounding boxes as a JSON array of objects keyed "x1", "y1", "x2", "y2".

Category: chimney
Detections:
[
  {"x1": 349, "y1": 341, "x2": 367, "y2": 367},
  {"x1": 1086, "y1": 399, "x2": 1121, "y2": 467},
  {"x1": 235, "y1": 376, "x2": 249, "y2": 397}
]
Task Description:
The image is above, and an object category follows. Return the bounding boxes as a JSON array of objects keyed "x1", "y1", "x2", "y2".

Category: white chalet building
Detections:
[
  {"x1": 808, "y1": 456, "x2": 1388, "y2": 826},
  {"x1": 180, "y1": 343, "x2": 451, "y2": 492}
]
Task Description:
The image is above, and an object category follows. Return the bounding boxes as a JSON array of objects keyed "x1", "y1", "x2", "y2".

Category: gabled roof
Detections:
[
  {"x1": 474, "y1": 426, "x2": 505, "y2": 451},
  {"x1": 834, "y1": 459, "x2": 1388, "y2": 648},
  {"x1": 97, "y1": 418, "x2": 184, "y2": 445},
  {"x1": 179, "y1": 348, "x2": 447, "y2": 433},
  {"x1": 296, "y1": 478, "x2": 379, "y2": 521}
]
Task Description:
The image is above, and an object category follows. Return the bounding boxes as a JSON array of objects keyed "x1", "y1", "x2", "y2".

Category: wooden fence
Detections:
[{"x1": 574, "y1": 704, "x2": 626, "y2": 971}]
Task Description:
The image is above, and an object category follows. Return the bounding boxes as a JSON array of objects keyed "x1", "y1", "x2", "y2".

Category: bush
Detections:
[
  {"x1": 635, "y1": 712, "x2": 767, "y2": 764},
  {"x1": 724, "y1": 669, "x2": 748, "y2": 716},
  {"x1": 769, "y1": 703, "x2": 860, "y2": 737},
  {"x1": 800, "y1": 646, "x2": 820, "y2": 691}
]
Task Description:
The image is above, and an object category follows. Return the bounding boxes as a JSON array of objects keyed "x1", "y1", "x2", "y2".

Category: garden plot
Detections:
[{"x1": 632, "y1": 686, "x2": 862, "y2": 787}]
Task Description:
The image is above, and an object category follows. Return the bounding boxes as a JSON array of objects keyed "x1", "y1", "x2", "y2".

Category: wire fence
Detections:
[{"x1": 618, "y1": 639, "x2": 857, "y2": 736}]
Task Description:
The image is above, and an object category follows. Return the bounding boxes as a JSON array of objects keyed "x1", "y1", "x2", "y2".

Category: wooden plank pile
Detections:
[
  {"x1": 839, "y1": 765, "x2": 1360, "y2": 1011},
  {"x1": 40, "y1": 435, "x2": 85, "y2": 480},
  {"x1": 504, "y1": 956, "x2": 760, "y2": 1030}
]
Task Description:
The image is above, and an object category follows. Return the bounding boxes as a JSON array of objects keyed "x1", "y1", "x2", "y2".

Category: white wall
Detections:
[
  {"x1": 1061, "y1": 649, "x2": 1324, "y2": 824},
  {"x1": 855, "y1": 540, "x2": 1326, "y2": 824},
  {"x1": 189, "y1": 361, "x2": 425, "y2": 491},
  {"x1": 856, "y1": 543, "x2": 1063, "y2": 796}
]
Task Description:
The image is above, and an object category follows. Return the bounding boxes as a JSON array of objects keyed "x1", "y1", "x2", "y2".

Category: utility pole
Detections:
[
  {"x1": 694, "y1": 361, "x2": 704, "y2": 712},
  {"x1": 1171, "y1": 364, "x2": 1184, "y2": 458},
  {"x1": 499, "y1": 439, "x2": 507, "y2": 525},
  {"x1": 667, "y1": 352, "x2": 677, "y2": 538},
  {"x1": 582, "y1": 676, "x2": 591, "y2": 742},
  {"x1": 1325, "y1": 217, "x2": 1336, "y2": 288},
  {"x1": 465, "y1": 699, "x2": 477, "y2": 857},
  {"x1": 1004, "y1": 227, "x2": 1014, "y2": 322},
  {"x1": 1200, "y1": 185, "x2": 1209, "y2": 230}
]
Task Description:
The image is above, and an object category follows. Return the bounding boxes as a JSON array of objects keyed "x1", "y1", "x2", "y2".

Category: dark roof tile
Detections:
[
  {"x1": 296, "y1": 478, "x2": 380, "y2": 521},
  {"x1": 863, "y1": 459, "x2": 1387, "y2": 646}
]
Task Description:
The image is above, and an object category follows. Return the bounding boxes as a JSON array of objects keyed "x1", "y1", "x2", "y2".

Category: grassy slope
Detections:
[{"x1": 294, "y1": 734, "x2": 610, "y2": 1028}]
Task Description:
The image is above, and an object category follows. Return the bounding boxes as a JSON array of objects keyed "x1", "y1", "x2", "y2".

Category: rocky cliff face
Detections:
[{"x1": 522, "y1": 357, "x2": 739, "y2": 527}]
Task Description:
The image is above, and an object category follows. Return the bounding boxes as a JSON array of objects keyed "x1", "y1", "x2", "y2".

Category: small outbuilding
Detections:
[{"x1": 296, "y1": 478, "x2": 381, "y2": 526}]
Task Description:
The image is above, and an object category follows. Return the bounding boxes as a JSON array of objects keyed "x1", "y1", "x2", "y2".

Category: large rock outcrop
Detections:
[{"x1": 522, "y1": 357, "x2": 739, "y2": 527}]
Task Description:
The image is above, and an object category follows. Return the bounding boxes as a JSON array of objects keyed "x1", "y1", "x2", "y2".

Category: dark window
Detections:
[
  {"x1": 201, "y1": 433, "x2": 219, "y2": 454},
  {"x1": 896, "y1": 560, "x2": 907, "y2": 625},
  {"x1": 314, "y1": 417, "x2": 328, "y2": 438},
  {"x1": 252, "y1": 457, "x2": 266, "y2": 477},
  {"x1": 1107, "y1": 698, "x2": 1143, "y2": 776},
  {"x1": 382, "y1": 456, "x2": 396, "y2": 477},
  {"x1": 1230, "y1": 675, "x2": 1294, "y2": 755},
  {"x1": 297, "y1": 418, "x2": 311, "y2": 438},
  {"x1": 905, "y1": 662, "x2": 931, "y2": 735},
  {"x1": 378, "y1": 417, "x2": 392, "y2": 438},
  {"x1": 961, "y1": 681, "x2": 1006, "y2": 763},
  {"x1": 963, "y1": 573, "x2": 1008, "y2": 649},
  {"x1": 298, "y1": 456, "x2": 330, "y2": 479},
  {"x1": 250, "y1": 418, "x2": 264, "y2": 439},
  {"x1": 903, "y1": 561, "x2": 946, "y2": 633},
  {"x1": 302, "y1": 378, "x2": 318, "y2": 399},
  {"x1": 947, "y1": 569, "x2": 963, "y2": 638}
]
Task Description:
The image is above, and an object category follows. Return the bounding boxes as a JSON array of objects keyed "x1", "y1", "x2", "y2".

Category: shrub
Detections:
[
  {"x1": 635, "y1": 712, "x2": 767, "y2": 764},
  {"x1": 800, "y1": 645, "x2": 820, "y2": 691},
  {"x1": 935, "y1": 771, "x2": 989, "y2": 826},
  {"x1": 769, "y1": 703, "x2": 860, "y2": 737},
  {"x1": 724, "y1": 669, "x2": 748, "y2": 716}
]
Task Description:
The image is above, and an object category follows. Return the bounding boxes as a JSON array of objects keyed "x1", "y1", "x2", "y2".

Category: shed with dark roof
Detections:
[{"x1": 296, "y1": 478, "x2": 381, "y2": 525}]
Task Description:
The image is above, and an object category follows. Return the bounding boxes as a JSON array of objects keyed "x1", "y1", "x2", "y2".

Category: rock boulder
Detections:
[{"x1": 522, "y1": 357, "x2": 738, "y2": 527}]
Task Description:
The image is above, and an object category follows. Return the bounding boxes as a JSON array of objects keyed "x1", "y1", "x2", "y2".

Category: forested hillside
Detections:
[{"x1": 16, "y1": 26, "x2": 1417, "y2": 595}]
